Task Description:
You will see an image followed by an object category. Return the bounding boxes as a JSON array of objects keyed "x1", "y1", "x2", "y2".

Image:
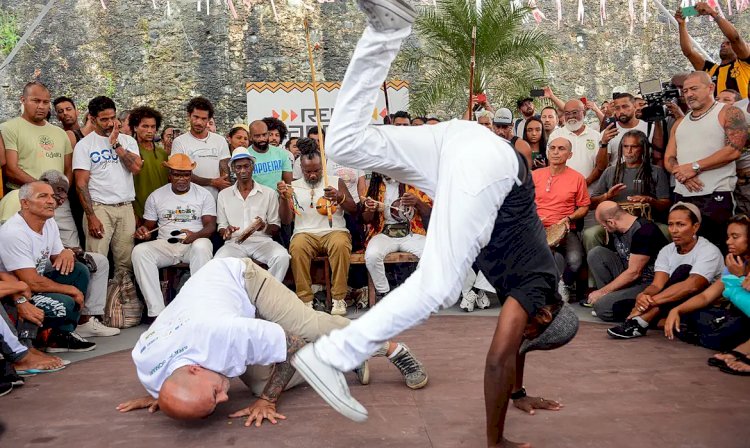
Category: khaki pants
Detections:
[
  {"x1": 85, "y1": 203, "x2": 136, "y2": 277},
  {"x1": 289, "y1": 231, "x2": 351, "y2": 302}
]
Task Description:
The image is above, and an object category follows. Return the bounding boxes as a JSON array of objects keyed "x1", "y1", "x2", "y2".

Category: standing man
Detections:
[
  {"x1": 73, "y1": 96, "x2": 143, "y2": 279},
  {"x1": 492, "y1": 108, "x2": 532, "y2": 164},
  {"x1": 599, "y1": 93, "x2": 653, "y2": 165},
  {"x1": 540, "y1": 106, "x2": 559, "y2": 138},
  {"x1": 664, "y1": 71, "x2": 747, "y2": 251},
  {"x1": 215, "y1": 148, "x2": 290, "y2": 281},
  {"x1": 676, "y1": 2, "x2": 750, "y2": 98},
  {"x1": 291, "y1": 5, "x2": 578, "y2": 448},
  {"x1": 129, "y1": 106, "x2": 169, "y2": 221},
  {"x1": 132, "y1": 154, "x2": 216, "y2": 319},
  {"x1": 513, "y1": 97, "x2": 536, "y2": 138},
  {"x1": 247, "y1": 120, "x2": 293, "y2": 190},
  {"x1": 171, "y1": 97, "x2": 231, "y2": 200},
  {"x1": 548, "y1": 100, "x2": 607, "y2": 186}
]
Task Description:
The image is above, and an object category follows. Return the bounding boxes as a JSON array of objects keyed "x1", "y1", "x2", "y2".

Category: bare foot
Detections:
[
  {"x1": 725, "y1": 359, "x2": 750, "y2": 373},
  {"x1": 496, "y1": 438, "x2": 532, "y2": 448},
  {"x1": 14, "y1": 350, "x2": 65, "y2": 371},
  {"x1": 29, "y1": 347, "x2": 63, "y2": 363}
]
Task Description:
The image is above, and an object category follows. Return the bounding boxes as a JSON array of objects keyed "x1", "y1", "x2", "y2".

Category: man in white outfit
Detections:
[
  {"x1": 292, "y1": 3, "x2": 578, "y2": 447},
  {"x1": 132, "y1": 154, "x2": 216, "y2": 319},
  {"x1": 215, "y1": 147, "x2": 290, "y2": 281}
]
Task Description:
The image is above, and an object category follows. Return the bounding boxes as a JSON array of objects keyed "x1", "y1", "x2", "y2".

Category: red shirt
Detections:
[{"x1": 532, "y1": 166, "x2": 591, "y2": 229}]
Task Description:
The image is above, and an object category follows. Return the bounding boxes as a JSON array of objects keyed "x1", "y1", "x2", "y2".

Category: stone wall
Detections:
[{"x1": 1, "y1": 0, "x2": 748, "y2": 127}]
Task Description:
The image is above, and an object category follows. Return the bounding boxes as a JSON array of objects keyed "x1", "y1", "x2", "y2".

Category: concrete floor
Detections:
[{"x1": 3, "y1": 314, "x2": 750, "y2": 448}]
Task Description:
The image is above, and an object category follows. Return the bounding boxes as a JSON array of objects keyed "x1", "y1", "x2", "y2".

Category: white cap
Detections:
[
  {"x1": 493, "y1": 108, "x2": 513, "y2": 125},
  {"x1": 230, "y1": 147, "x2": 255, "y2": 163}
]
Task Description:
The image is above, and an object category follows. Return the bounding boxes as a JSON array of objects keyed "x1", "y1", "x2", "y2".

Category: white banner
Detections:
[{"x1": 246, "y1": 81, "x2": 410, "y2": 139}]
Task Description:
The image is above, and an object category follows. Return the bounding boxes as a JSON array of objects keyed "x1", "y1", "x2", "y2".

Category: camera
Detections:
[{"x1": 638, "y1": 79, "x2": 681, "y2": 123}]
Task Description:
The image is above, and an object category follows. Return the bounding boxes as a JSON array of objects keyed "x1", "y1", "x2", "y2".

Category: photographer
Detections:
[{"x1": 676, "y1": 2, "x2": 750, "y2": 99}]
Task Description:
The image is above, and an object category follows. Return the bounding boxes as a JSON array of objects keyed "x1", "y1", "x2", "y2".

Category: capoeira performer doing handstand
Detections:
[{"x1": 291, "y1": 2, "x2": 579, "y2": 447}]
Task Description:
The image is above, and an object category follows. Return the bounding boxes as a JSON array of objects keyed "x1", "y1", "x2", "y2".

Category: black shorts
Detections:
[{"x1": 475, "y1": 151, "x2": 561, "y2": 317}]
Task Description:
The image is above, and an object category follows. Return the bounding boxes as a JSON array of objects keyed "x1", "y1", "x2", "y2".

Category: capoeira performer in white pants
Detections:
[{"x1": 291, "y1": 2, "x2": 579, "y2": 447}]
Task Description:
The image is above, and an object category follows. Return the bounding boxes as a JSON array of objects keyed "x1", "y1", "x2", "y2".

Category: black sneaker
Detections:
[
  {"x1": 388, "y1": 344, "x2": 428, "y2": 389},
  {"x1": 607, "y1": 319, "x2": 648, "y2": 339},
  {"x1": 43, "y1": 331, "x2": 97, "y2": 353},
  {"x1": 0, "y1": 382, "x2": 12, "y2": 397}
]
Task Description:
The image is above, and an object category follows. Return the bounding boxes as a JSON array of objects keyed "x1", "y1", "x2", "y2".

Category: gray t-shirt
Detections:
[{"x1": 592, "y1": 164, "x2": 670, "y2": 202}]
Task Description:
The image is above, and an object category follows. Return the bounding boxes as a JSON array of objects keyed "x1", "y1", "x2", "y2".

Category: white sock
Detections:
[
  {"x1": 388, "y1": 343, "x2": 404, "y2": 359},
  {"x1": 633, "y1": 316, "x2": 648, "y2": 328}
]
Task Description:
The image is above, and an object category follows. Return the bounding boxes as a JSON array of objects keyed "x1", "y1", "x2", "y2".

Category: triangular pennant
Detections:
[
  {"x1": 281, "y1": 110, "x2": 289, "y2": 121},
  {"x1": 290, "y1": 110, "x2": 298, "y2": 122},
  {"x1": 272, "y1": 110, "x2": 280, "y2": 119}
]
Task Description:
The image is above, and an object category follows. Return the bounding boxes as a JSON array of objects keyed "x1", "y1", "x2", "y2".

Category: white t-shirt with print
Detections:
[
  {"x1": 171, "y1": 132, "x2": 230, "y2": 199},
  {"x1": 548, "y1": 125, "x2": 601, "y2": 179},
  {"x1": 0, "y1": 213, "x2": 63, "y2": 274},
  {"x1": 654, "y1": 236, "x2": 724, "y2": 281},
  {"x1": 604, "y1": 120, "x2": 653, "y2": 165},
  {"x1": 327, "y1": 161, "x2": 364, "y2": 204},
  {"x1": 143, "y1": 184, "x2": 217, "y2": 241},
  {"x1": 72, "y1": 132, "x2": 140, "y2": 204},
  {"x1": 131, "y1": 258, "x2": 287, "y2": 397}
]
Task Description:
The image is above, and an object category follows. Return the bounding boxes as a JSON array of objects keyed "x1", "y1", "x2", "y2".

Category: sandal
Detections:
[
  {"x1": 719, "y1": 359, "x2": 750, "y2": 376},
  {"x1": 707, "y1": 350, "x2": 749, "y2": 368}
]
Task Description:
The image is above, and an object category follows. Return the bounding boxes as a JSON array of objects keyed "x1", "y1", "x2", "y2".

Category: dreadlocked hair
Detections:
[
  {"x1": 613, "y1": 130, "x2": 653, "y2": 196},
  {"x1": 366, "y1": 173, "x2": 385, "y2": 200},
  {"x1": 297, "y1": 137, "x2": 320, "y2": 161}
]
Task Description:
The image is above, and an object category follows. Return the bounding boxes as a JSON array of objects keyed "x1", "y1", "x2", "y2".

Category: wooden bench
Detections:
[{"x1": 349, "y1": 252, "x2": 419, "y2": 308}]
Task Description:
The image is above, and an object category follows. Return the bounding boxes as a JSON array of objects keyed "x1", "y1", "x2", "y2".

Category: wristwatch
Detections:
[
  {"x1": 112, "y1": 141, "x2": 123, "y2": 151},
  {"x1": 15, "y1": 297, "x2": 28, "y2": 305},
  {"x1": 692, "y1": 162, "x2": 701, "y2": 174}
]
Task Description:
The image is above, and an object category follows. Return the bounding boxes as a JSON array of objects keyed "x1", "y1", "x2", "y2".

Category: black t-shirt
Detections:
[{"x1": 607, "y1": 217, "x2": 668, "y2": 284}]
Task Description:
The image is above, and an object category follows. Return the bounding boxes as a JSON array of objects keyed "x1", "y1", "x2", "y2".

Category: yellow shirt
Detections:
[{"x1": 704, "y1": 57, "x2": 750, "y2": 99}]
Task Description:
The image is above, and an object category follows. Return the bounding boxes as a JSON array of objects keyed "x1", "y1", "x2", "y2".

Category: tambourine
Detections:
[
  {"x1": 619, "y1": 202, "x2": 652, "y2": 220},
  {"x1": 545, "y1": 222, "x2": 569, "y2": 248}
]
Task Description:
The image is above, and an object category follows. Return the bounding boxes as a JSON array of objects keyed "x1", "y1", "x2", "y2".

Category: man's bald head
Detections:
[
  {"x1": 249, "y1": 120, "x2": 270, "y2": 151},
  {"x1": 564, "y1": 100, "x2": 584, "y2": 113},
  {"x1": 595, "y1": 200, "x2": 622, "y2": 222},
  {"x1": 249, "y1": 120, "x2": 268, "y2": 134},
  {"x1": 550, "y1": 137, "x2": 572, "y2": 151},
  {"x1": 158, "y1": 366, "x2": 230, "y2": 420}
]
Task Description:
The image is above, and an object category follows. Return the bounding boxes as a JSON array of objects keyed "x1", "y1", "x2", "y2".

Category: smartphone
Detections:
[
  {"x1": 530, "y1": 89, "x2": 545, "y2": 97},
  {"x1": 580, "y1": 97, "x2": 588, "y2": 106},
  {"x1": 681, "y1": 6, "x2": 698, "y2": 17},
  {"x1": 604, "y1": 117, "x2": 617, "y2": 128}
]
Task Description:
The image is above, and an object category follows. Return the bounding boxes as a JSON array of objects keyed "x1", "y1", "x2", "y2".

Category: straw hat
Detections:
[{"x1": 162, "y1": 153, "x2": 197, "y2": 171}]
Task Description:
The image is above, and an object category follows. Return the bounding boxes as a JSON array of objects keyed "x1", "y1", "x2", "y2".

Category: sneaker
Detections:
[
  {"x1": 75, "y1": 317, "x2": 121, "y2": 338},
  {"x1": 388, "y1": 344, "x2": 428, "y2": 390},
  {"x1": 475, "y1": 290, "x2": 491, "y2": 310},
  {"x1": 2, "y1": 371, "x2": 24, "y2": 387},
  {"x1": 43, "y1": 332, "x2": 97, "y2": 353},
  {"x1": 459, "y1": 290, "x2": 477, "y2": 312},
  {"x1": 558, "y1": 280, "x2": 570, "y2": 303},
  {"x1": 0, "y1": 382, "x2": 12, "y2": 397},
  {"x1": 291, "y1": 344, "x2": 369, "y2": 422},
  {"x1": 357, "y1": 0, "x2": 417, "y2": 32},
  {"x1": 607, "y1": 319, "x2": 648, "y2": 339},
  {"x1": 353, "y1": 360, "x2": 370, "y2": 385},
  {"x1": 331, "y1": 299, "x2": 348, "y2": 316}
]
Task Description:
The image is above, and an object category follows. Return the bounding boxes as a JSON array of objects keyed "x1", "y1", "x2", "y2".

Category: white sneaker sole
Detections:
[{"x1": 292, "y1": 346, "x2": 368, "y2": 423}]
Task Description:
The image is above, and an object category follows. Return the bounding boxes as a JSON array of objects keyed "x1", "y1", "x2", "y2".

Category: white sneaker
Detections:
[
  {"x1": 459, "y1": 290, "x2": 477, "y2": 312},
  {"x1": 331, "y1": 299, "x2": 347, "y2": 316},
  {"x1": 558, "y1": 280, "x2": 570, "y2": 303},
  {"x1": 357, "y1": 0, "x2": 417, "y2": 32},
  {"x1": 475, "y1": 290, "x2": 491, "y2": 310},
  {"x1": 75, "y1": 317, "x2": 121, "y2": 338},
  {"x1": 291, "y1": 344, "x2": 368, "y2": 422}
]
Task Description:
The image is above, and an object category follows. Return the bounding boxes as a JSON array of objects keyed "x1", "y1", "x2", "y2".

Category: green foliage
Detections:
[
  {"x1": 0, "y1": 9, "x2": 20, "y2": 56},
  {"x1": 103, "y1": 71, "x2": 116, "y2": 97},
  {"x1": 399, "y1": 0, "x2": 555, "y2": 116}
]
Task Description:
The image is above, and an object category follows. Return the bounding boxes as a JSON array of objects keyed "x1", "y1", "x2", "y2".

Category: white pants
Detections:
[
  {"x1": 132, "y1": 238, "x2": 214, "y2": 316},
  {"x1": 0, "y1": 313, "x2": 27, "y2": 361},
  {"x1": 314, "y1": 26, "x2": 519, "y2": 371},
  {"x1": 365, "y1": 233, "x2": 425, "y2": 293},
  {"x1": 462, "y1": 270, "x2": 496, "y2": 296},
  {"x1": 215, "y1": 238, "x2": 291, "y2": 281},
  {"x1": 82, "y1": 252, "x2": 110, "y2": 316}
]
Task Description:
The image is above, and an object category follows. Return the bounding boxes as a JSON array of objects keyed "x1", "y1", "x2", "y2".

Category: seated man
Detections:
[
  {"x1": 215, "y1": 148, "x2": 290, "y2": 281},
  {"x1": 0, "y1": 170, "x2": 116, "y2": 337},
  {"x1": 608, "y1": 203, "x2": 724, "y2": 339},
  {"x1": 278, "y1": 139, "x2": 357, "y2": 315},
  {"x1": 132, "y1": 154, "x2": 216, "y2": 319},
  {"x1": 117, "y1": 258, "x2": 428, "y2": 422},
  {"x1": 585, "y1": 130, "x2": 671, "y2": 251},
  {"x1": 0, "y1": 182, "x2": 96, "y2": 352},
  {"x1": 362, "y1": 173, "x2": 432, "y2": 303},
  {"x1": 533, "y1": 137, "x2": 591, "y2": 301},
  {"x1": 585, "y1": 201, "x2": 669, "y2": 320}
]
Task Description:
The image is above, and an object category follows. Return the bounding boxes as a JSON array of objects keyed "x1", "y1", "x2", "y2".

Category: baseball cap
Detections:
[
  {"x1": 492, "y1": 108, "x2": 513, "y2": 126},
  {"x1": 230, "y1": 147, "x2": 256, "y2": 163},
  {"x1": 520, "y1": 303, "x2": 580, "y2": 354}
]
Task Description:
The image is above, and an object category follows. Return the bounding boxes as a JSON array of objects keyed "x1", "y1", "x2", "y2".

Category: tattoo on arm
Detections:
[
  {"x1": 77, "y1": 184, "x2": 95, "y2": 216},
  {"x1": 259, "y1": 334, "x2": 305, "y2": 403},
  {"x1": 724, "y1": 106, "x2": 749, "y2": 152},
  {"x1": 118, "y1": 151, "x2": 141, "y2": 173}
]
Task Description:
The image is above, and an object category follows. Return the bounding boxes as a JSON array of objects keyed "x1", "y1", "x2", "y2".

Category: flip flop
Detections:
[
  {"x1": 15, "y1": 365, "x2": 66, "y2": 375},
  {"x1": 719, "y1": 360, "x2": 750, "y2": 376},
  {"x1": 708, "y1": 350, "x2": 749, "y2": 368}
]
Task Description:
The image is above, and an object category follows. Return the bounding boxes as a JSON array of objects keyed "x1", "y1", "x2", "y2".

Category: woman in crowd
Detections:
[
  {"x1": 522, "y1": 116, "x2": 547, "y2": 169},
  {"x1": 226, "y1": 124, "x2": 250, "y2": 152},
  {"x1": 664, "y1": 215, "x2": 750, "y2": 375}
]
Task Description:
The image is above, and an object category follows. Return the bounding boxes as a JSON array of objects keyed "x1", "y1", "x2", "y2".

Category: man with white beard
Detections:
[{"x1": 548, "y1": 100, "x2": 607, "y2": 186}]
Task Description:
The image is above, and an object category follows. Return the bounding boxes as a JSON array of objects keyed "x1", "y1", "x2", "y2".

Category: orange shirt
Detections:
[{"x1": 532, "y1": 166, "x2": 590, "y2": 229}]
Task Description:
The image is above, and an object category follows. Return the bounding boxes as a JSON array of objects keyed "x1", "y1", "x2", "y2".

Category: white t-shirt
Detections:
[
  {"x1": 217, "y1": 182, "x2": 280, "y2": 243},
  {"x1": 548, "y1": 125, "x2": 601, "y2": 179},
  {"x1": 383, "y1": 178, "x2": 401, "y2": 225},
  {"x1": 654, "y1": 236, "x2": 724, "y2": 281},
  {"x1": 132, "y1": 258, "x2": 287, "y2": 397},
  {"x1": 0, "y1": 213, "x2": 63, "y2": 274},
  {"x1": 604, "y1": 120, "x2": 653, "y2": 165},
  {"x1": 327, "y1": 162, "x2": 364, "y2": 204},
  {"x1": 143, "y1": 184, "x2": 216, "y2": 241},
  {"x1": 292, "y1": 158, "x2": 302, "y2": 180},
  {"x1": 72, "y1": 132, "x2": 140, "y2": 204},
  {"x1": 171, "y1": 132, "x2": 230, "y2": 199}
]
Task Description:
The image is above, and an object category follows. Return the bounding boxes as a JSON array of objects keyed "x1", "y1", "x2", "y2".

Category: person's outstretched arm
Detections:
[{"x1": 697, "y1": 2, "x2": 750, "y2": 60}]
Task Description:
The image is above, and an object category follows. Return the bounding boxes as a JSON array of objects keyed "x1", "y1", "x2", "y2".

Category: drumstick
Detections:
[
  {"x1": 360, "y1": 196, "x2": 403, "y2": 213},
  {"x1": 138, "y1": 220, "x2": 175, "y2": 236}
]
